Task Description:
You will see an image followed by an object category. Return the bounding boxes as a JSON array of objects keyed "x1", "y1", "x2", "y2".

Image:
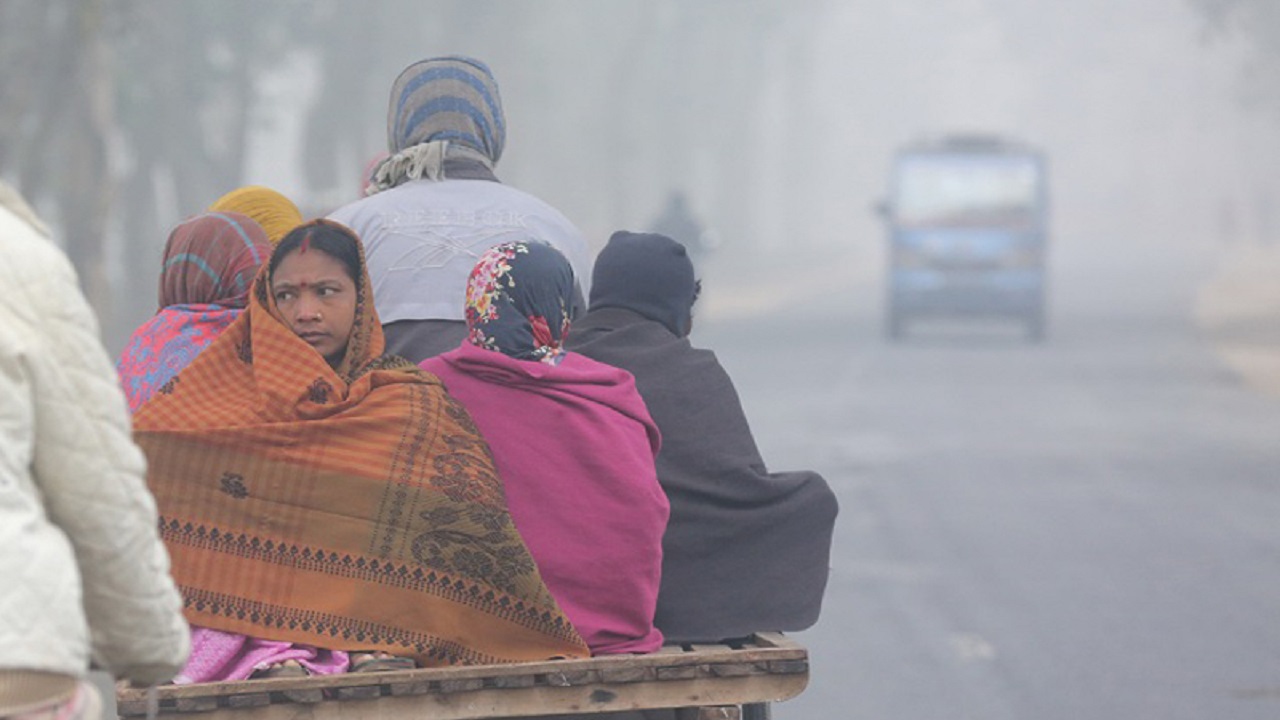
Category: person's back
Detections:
[
  {"x1": 568, "y1": 231, "x2": 838, "y2": 643},
  {"x1": 328, "y1": 55, "x2": 591, "y2": 362},
  {"x1": 117, "y1": 212, "x2": 272, "y2": 412},
  {"x1": 333, "y1": 179, "x2": 586, "y2": 326},
  {"x1": 0, "y1": 181, "x2": 189, "y2": 716},
  {"x1": 420, "y1": 241, "x2": 668, "y2": 655}
]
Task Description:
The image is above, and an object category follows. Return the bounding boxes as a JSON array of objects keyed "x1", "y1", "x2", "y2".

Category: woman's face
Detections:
[{"x1": 271, "y1": 248, "x2": 357, "y2": 367}]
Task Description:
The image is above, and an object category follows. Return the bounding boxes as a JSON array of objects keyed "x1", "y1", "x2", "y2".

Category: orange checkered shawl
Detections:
[{"x1": 132, "y1": 233, "x2": 588, "y2": 666}]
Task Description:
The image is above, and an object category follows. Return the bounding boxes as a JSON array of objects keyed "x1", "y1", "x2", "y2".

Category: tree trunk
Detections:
[{"x1": 62, "y1": 0, "x2": 116, "y2": 319}]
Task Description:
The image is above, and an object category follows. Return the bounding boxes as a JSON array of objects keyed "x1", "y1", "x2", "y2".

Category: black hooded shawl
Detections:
[{"x1": 567, "y1": 307, "x2": 838, "y2": 643}]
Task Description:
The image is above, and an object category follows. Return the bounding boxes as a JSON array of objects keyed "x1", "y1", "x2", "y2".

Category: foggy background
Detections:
[
  {"x1": 4, "y1": 0, "x2": 1277, "y2": 346},
  {"x1": 5, "y1": 1, "x2": 1280, "y2": 719}
]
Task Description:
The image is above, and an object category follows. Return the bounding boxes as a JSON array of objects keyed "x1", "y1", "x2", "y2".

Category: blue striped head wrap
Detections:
[{"x1": 387, "y1": 55, "x2": 506, "y2": 164}]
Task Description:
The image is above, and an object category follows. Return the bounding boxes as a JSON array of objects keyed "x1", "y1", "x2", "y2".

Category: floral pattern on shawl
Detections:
[
  {"x1": 117, "y1": 212, "x2": 271, "y2": 414},
  {"x1": 465, "y1": 241, "x2": 574, "y2": 365},
  {"x1": 117, "y1": 304, "x2": 241, "y2": 413}
]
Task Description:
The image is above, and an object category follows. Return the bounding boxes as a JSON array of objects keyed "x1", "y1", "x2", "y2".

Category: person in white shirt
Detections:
[{"x1": 329, "y1": 55, "x2": 592, "y2": 362}]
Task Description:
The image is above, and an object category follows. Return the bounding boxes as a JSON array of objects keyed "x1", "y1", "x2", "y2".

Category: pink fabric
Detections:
[
  {"x1": 421, "y1": 342, "x2": 668, "y2": 654},
  {"x1": 117, "y1": 305, "x2": 240, "y2": 413},
  {"x1": 174, "y1": 627, "x2": 349, "y2": 684}
]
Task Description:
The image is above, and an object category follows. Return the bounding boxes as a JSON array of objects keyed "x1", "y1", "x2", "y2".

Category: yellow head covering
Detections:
[{"x1": 208, "y1": 186, "x2": 303, "y2": 244}]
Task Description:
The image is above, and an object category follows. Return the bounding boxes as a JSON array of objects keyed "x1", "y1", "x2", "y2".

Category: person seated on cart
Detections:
[
  {"x1": 328, "y1": 55, "x2": 592, "y2": 362},
  {"x1": 132, "y1": 220, "x2": 588, "y2": 684},
  {"x1": 421, "y1": 240, "x2": 669, "y2": 655},
  {"x1": 567, "y1": 231, "x2": 839, "y2": 643},
  {"x1": 117, "y1": 212, "x2": 273, "y2": 412},
  {"x1": 0, "y1": 180, "x2": 190, "y2": 720}
]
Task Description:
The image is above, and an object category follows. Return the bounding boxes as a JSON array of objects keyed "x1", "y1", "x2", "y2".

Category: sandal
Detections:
[
  {"x1": 252, "y1": 660, "x2": 323, "y2": 703},
  {"x1": 350, "y1": 653, "x2": 416, "y2": 673}
]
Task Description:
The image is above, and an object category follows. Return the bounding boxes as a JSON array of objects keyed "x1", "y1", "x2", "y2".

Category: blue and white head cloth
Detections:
[{"x1": 369, "y1": 56, "x2": 506, "y2": 194}]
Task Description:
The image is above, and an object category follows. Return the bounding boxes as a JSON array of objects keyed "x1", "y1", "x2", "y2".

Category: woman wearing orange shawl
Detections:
[{"x1": 132, "y1": 220, "x2": 587, "y2": 683}]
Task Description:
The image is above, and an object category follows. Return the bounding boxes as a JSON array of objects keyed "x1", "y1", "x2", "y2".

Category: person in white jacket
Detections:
[{"x1": 0, "y1": 181, "x2": 189, "y2": 719}]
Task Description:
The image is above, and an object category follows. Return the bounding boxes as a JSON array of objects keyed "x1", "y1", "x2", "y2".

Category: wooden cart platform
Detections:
[{"x1": 116, "y1": 633, "x2": 808, "y2": 720}]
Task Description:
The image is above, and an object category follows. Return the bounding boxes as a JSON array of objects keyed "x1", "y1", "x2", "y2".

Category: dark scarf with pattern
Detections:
[{"x1": 464, "y1": 241, "x2": 574, "y2": 365}]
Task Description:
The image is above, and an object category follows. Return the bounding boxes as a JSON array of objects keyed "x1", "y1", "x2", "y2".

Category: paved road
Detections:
[{"x1": 695, "y1": 295, "x2": 1280, "y2": 720}]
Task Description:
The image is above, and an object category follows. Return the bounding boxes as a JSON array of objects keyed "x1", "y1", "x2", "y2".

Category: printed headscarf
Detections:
[
  {"x1": 159, "y1": 212, "x2": 271, "y2": 309},
  {"x1": 465, "y1": 242, "x2": 574, "y2": 365},
  {"x1": 208, "y1": 186, "x2": 304, "y2": 244},
  {"x1": 118, "y1": 213, "x2": 269, "y2": 413},
  {"x1": 369, "y1": 56, "x2": 505, "y2": 193}
]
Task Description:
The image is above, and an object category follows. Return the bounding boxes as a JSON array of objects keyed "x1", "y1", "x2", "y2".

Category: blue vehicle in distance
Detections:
[{"x1": 880, "y1": 135, "x2": 1049, "y2": 341}]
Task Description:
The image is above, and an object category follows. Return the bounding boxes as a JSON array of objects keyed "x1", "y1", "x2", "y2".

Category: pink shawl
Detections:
[{"x1": 421, "y1": 342, "x2": 668, "y2": 654}]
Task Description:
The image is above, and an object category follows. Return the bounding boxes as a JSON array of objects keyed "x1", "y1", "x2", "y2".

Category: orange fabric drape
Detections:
[{"x1": 133, "y1": 222, "x2": 588, "y2": 666}]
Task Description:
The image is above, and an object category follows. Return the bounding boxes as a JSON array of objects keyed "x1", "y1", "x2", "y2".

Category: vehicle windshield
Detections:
[{"x1": 893, "y1": 153, "x2": 1042, "y2": 228}]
